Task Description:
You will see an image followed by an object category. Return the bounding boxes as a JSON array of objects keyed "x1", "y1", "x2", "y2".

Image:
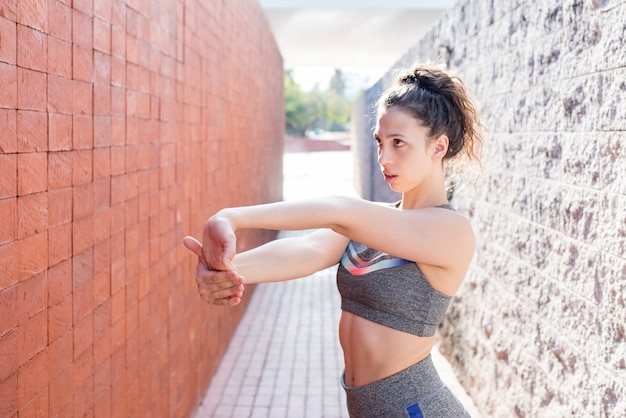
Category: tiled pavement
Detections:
[
  {"x1": 195, "y1": 255, "x2": 349, "y2": 418},
  {"x1": 193, "y1": 150, "x2": 481, "y2": 418}
]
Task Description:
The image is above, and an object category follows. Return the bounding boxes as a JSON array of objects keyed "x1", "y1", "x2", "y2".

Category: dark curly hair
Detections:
[{"x1": 377, "y1": 63, "x2": 484, "y2": 169}]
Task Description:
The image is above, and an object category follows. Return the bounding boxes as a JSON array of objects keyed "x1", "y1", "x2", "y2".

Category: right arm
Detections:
[{"x1": 183, "y1": 229, "x2": 349, "y2": 305}]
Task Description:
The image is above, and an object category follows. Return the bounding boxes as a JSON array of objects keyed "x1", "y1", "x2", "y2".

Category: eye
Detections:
[{"x1": 393, "y1": 138, "x2": 405, "y2": 147}]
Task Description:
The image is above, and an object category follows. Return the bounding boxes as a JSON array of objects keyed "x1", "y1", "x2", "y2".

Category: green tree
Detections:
[
  {"x1": 329, "y1": 69, "x2": 346, "y2": 96},
  {"x1": 284, "y1": 71, "x2": 311, "y2": 136},
  {"x1": 284, "y1": 69, "x2": 353, "y2": 136},
  {"x1": 323, "y1": 88, "x2": 351, "y2": 131}
]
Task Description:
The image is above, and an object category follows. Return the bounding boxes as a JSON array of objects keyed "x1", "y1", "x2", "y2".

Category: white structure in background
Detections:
[{"x1": 260, "y1": 0, "x2": 455, "y2": 90}]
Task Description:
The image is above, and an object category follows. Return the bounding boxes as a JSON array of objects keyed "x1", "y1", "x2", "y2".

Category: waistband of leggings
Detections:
[{"x1": 341, "y1": 354, "x2": 443, "y2": 400}]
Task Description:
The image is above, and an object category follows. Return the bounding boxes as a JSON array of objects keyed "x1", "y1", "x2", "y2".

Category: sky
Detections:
[
  {"x1": 291, "y1": 67, "x2": 380, "y2": 94},
  {"x1": 260, "y1": 0, "x2": 456, "y2": 9},
  {"x1": 259, "y1": 0, "x2": 456, "y2": 92}
]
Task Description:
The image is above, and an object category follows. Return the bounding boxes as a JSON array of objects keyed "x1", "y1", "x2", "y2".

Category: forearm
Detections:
[
  {"x1": 213, "y1": 196, "x2": 351, "y2": 234},
  {"x1": 232, "y1": 230, "x2": 346, "y2": 283},
  {"x1": 232, "y1": 238, "x2": 319, "y2": 284},
  {"x1": 200, "y1": 197, "x2": 353, "y2": 271}
]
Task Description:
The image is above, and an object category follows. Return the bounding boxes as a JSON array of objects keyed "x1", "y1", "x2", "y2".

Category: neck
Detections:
[{"x1": 399, "y1": 170, "x2": 448, "y2": 210}]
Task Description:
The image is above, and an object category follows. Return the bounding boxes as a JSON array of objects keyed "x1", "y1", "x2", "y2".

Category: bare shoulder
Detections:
[
  {"x1": 414, "y1": 206, "x2": 476, "y2": 257},
  {"x1": 324, "y1": 196, "x2": 475, "y2": 270},
  {"x1": 351, "y1": 202, "x2": 474, "y2": 268},
  {"x1": 410, "y1": 207, "x2": 476, "y2": 294}
]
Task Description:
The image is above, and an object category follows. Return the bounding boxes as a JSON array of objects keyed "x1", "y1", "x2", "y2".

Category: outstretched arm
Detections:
[
  {"x1": 187, "y1": 195, "x2": 474, "y2": 304},
  {"x1": 205, "y1": 196, "x2": 475, "y2": 271},
  {"x1": 231, "y1": 229, "x2": 349, "y2": 283},
  {"x1": 183, "y1": 228, "x2": 349, "y2": 305}
]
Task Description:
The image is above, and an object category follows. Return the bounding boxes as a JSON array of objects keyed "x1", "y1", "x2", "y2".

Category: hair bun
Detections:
[{"x1": 401, "y1": 73, "x2": 419, "y2": 85}]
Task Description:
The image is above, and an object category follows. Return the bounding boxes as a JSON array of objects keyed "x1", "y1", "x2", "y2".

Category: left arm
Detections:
[{"x1": 204, "y1": 196, "x2": 475, "y2": 272}]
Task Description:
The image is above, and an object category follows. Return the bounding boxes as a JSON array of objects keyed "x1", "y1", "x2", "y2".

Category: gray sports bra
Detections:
[{"x1": 336, "y1": 204, "x2": 453, "y2": 337}]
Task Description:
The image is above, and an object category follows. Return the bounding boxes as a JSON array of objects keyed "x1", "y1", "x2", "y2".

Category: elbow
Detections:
[{"x1": 326, "y1": 195, "x2": 359, "y2": 235}]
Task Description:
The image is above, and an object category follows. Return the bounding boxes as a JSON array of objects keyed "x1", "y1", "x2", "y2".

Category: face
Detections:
[{"x1": 374, "y1": 107, "x2": 447, "y2": 195}]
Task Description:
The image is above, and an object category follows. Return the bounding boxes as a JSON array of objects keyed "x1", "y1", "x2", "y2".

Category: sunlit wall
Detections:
[
  {"x1": 353, "y1": 1, "x2": 626, "y2": 416},
  {"x1": 0, "y1": 0, "x2": 283, "y2": 416}
]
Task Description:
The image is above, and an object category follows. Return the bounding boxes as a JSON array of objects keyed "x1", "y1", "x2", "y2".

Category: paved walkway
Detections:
[{"x1": 194, "y1": 150, "x2": 481, "y2": 418}]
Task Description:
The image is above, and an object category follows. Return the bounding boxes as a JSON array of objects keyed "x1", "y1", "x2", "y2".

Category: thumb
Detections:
[{"x1": 182, "y1": 236, "x2": 207, "y2": 267}]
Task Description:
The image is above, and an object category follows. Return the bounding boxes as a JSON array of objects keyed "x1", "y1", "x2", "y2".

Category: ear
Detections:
[{"x1": 431, "y1": 135, "x2": 449, "y2": 160}]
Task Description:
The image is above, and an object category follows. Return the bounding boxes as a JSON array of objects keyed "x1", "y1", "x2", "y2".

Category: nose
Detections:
[{"x1": 377, "y1": 143, "x2": 392, "y2": 166}]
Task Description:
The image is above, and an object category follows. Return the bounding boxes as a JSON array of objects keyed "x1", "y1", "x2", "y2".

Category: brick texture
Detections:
[
  {"x1": 0, "y1": 0, "x2": 283, "y2": 416},
  {"x1": 353, "y1": 0, "x2": 626, "y2": 416}
]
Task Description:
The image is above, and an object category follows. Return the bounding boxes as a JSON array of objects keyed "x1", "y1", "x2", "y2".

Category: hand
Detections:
[
  {"x1": 183, "y1": 236, "x2": 246, "y2": 306},
  {"x1": 202, "y1": 213, "x2": 237, "y2": 271}
]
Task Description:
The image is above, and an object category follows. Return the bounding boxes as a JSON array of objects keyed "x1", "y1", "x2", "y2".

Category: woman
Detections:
[{"x1": 184, "y1": 63, "x2": 483, "y2": 417}]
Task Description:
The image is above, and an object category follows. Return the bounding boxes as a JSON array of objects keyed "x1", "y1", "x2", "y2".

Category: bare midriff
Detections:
[{"x1": 339, "y1": 311, "x2": 436, "y2": 388}]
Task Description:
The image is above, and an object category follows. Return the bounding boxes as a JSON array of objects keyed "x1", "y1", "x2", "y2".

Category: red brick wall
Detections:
[{"x1": 0, "y1": 0, "x2": 284, "y2": 416}]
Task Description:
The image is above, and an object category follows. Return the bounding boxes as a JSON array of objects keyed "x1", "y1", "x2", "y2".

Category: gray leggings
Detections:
[{"x1": 341, "y1": 355, "x2": 470, "y2": 418}]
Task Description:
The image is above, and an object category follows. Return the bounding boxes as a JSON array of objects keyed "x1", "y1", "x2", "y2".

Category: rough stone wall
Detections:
[
  {"x1": 0, "y1": 0, "x2": 283, "y2": 416},
  {"x1": 352, "y1": 0, "x2": 626, "y2": 416}
]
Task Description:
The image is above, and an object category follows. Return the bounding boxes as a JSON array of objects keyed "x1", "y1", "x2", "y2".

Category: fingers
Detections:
[
  {"x1": 196, "y1": 279, "x2": 245, "y2": 306},
  {"x1": 183, "y1": 236, "x2": 206, "y2": 266},
  {"x1": 195, "y1": 258, "x2": 246, "y2": 305},
  {"x1": 227, "y1": 296, "x2": 242, "y2": 306},
  {"x1": 196, "y1": 268, "x2": 243, "y2": 289},
  {"x1": 211, "y1": 294, "x2": 242, "y2": 306},
  {"x1": 183, "y1": 234, "x2": 246, "y2": 306},
  {"x1": 197, "y1": 281, "x2": 244, "y2": 304},
  {"x1": 196, "y1": 268, "x2": 244, "y2": 292}
]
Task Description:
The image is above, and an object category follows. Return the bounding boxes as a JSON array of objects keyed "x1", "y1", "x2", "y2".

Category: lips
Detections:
[{"x1": 383, "y1": 171, "x2": 397, "y2": 183}]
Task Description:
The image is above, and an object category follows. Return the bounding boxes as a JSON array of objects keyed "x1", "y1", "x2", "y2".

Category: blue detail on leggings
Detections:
[{"x1": 406, "y1": 403, "x2": 423, "y2": 418}]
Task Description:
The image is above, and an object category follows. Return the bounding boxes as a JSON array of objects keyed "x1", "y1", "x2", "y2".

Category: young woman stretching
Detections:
[{"x1": 184, "y1": 63, "x2": 483, "y2": 417}]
